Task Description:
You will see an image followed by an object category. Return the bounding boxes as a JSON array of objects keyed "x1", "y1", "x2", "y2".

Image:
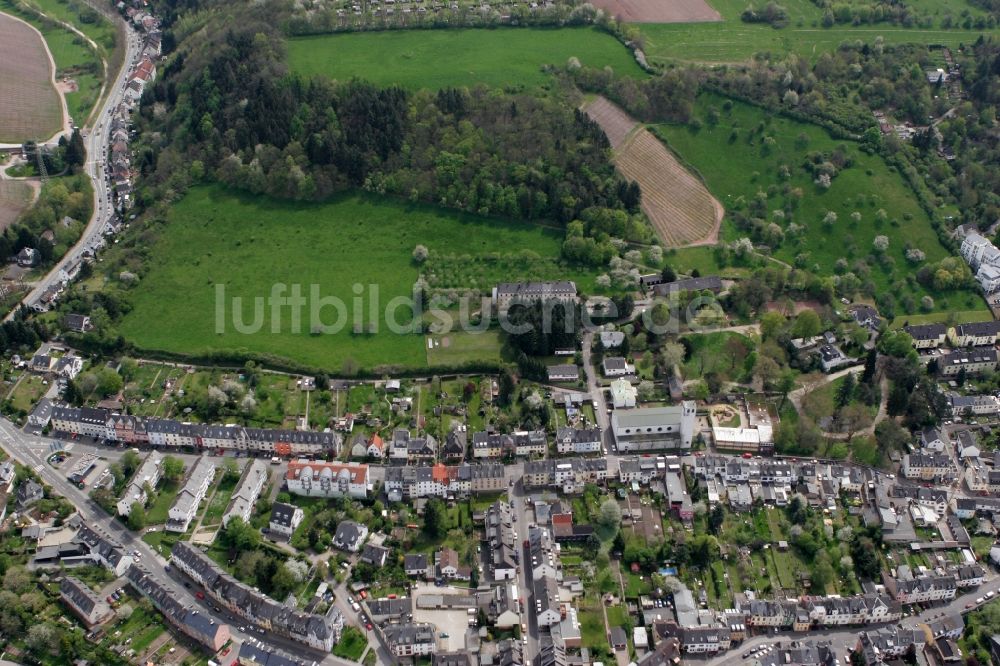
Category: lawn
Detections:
[
  {"x1": 333, "y1": 627, "x2": 368, "y2": 661},
  {"x1": 287, "y1": 26, "x2": 645, "y2": 90},
  {"x1": 145, "y1": 479, "x2": 182, "y2": 524},
  {"x1": 655, "y1": 92, "x2": 978, "y2": 314},
  {"x1": 8, "y1": 374, "x2": 47, "y2": 413},
  {"x1": 680, "y1": 331, "x2": 754, "y2": 382},
  {"x1": 891, "y1": 309, "x2": 993, "y2": 328},
  {"x1": 118, "y1": 185, "x2": 597, "y2": 373},
  {"x1": 425, "y1": 329, "x2": 503, "y2": 367}
]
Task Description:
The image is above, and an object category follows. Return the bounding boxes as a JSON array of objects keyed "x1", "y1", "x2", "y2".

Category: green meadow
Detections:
[
  {"x1": 287, "y1": 26, "x2": 646, "y2": 90},
  {"x1": 118, "y1": 186, "x2": 597, "y2": 372},
  {"x1": 636, "y1": 0, "x2": 999, "y2": 66},
  {"x1": 654, "y1": 93, "x2": 985, "y2": 313}
]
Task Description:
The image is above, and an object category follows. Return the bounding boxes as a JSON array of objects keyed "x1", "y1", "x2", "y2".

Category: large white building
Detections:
[
  {"x1": 492, "y1": 281, "x2": 577, "y2": 315},
  {"x1": 284, "y1": 461, "x2": 369, "y2": 499},
  {"x1": 166, "y1": 457, "x2": 216, "y2": 532},
  {"x1": 611, "y1": 403, "x2": 697, "y2": 452},
  {"x1": 961, "y1": 232, "x2": 1000, "y2": 294}
]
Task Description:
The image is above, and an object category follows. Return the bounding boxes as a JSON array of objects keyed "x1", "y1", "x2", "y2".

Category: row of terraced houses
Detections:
[{"x1": 50, "y1": 406, "x2": 341, "y2": 456}]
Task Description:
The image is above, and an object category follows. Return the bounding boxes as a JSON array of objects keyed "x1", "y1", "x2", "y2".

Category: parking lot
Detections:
[{"x1": 411, "y1": 582, "x2": 474, "y2": 652}]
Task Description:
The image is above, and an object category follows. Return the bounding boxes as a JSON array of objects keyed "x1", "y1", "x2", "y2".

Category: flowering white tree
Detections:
[
  {"x1": 822, "y1": 210, "x2": 837, "y2": 226},
  {"x1": 872, "y1": 235, "x2": 889, "y2": 252},
  {"x1": 905, "y1": 248, "x2": 925, "y2": 263}
]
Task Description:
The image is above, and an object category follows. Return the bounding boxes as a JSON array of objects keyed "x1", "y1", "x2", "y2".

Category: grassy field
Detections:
[
  {"x1": 118, "y1": 186, "x2": 591, "y2": 372},
  {"x1": 655, "y1": 92, "x2": 980, "y2": 313},
  {"x1": 637, "y1": 0, "x2": 1000, "y2": 65},
  {"x1": 891, "y1": 309, "x2": 994, "y2": 328},
  {"x1": 287, "y1": 26, "x2": 645, "y2": 90},
  {"x1": 0, "y1": 11, "x2": 63, "y2": 143},
  {"x1": 680, "y1": 331, "x2": 754, "y2": 382},
  {"x1": 0, "y1": 180, "x2": 35, "y2": 229},
  {"x1": 333, "y1": 627, "x2": 367, "y2": 660}
]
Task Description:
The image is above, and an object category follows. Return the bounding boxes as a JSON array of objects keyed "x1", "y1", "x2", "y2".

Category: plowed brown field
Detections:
[
  {"x1": 0, "y1": 12, "x2": 63, "y2": 143},
  {"x1": 584, "y1": 96, "x2": 722, "y2": 247},
  {"x1": 587, "y1": 0, "x2": 721, "y2": 22}
]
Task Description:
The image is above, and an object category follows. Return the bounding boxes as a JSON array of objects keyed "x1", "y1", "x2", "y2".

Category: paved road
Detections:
[{"x1": 5, "y1": 13, "x2": 143, "y2": 320}]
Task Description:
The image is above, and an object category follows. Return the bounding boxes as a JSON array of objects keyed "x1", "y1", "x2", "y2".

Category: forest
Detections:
[{"x1": 132, "y1": 3, "x2": 638, "y2": 226}]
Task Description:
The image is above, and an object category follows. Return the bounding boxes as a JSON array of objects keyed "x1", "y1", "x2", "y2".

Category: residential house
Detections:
[
  {"x1": 405, "y1": 554, "x2": 429, "y2": 578},
  {"x1": 126, "y1": 565, "x2": 231, "y2": 652},
  {"x1": 436, "y1": 547, "x2": 471, "y2": 580},
  {"x1": 948, "y1": 320, "x2": 1000, "y2": 347},
  {"x1": 554, "y1": 427, "x2": 602, "y2": 455},
  {"x1": 170, "y1": 542, "x2": 341, "y2": 651},
  {"x1": 882, "y1": 574, "x2": 957, "y2": 604},
  {"x1": 116, "y1": 453, "x2": 162, "y2": 516},
  {"x1": 610, "y1": 378, "x2": 637, "y2": 409},
  {"x1": 360, "y1": 544, "x2": 390, "y2": 568},
  {"x1": 904, "y1": 323, "x2": 947, "y2": 349},
  {"x1": 383, "y1": 623, "x2": 436, "y2": 657},
  {"x1": 902, "y1": 452, "x2": 953, "y2": 481},
  {"x1": 222, "y1": 459, "x2": 268, "y2": 527},
  {"x1": 368, "y1": 596, "x2": 412, "y2": 625},
  {"x1": 332, "y1": 520, "x2": 368, "y2": 552},
  {"x1": 920, "y1": 428, "x2": 947, "y2": 452},
  {"x1": 268, "y1": 501, "x2": 305, "y2": 538},
  {"x1": 62, "y1": 314, "x2": 93, "y2": 333},
  {"x1": 532, "y1": 574, "x2": 562, "y2": 627},
  {"x1": 484, "y1": 500, "x2": 517, "y2": 582},
  {"x1": 948, "y1": 393, "x2": 1000, "y2": 417},
  {"x1": 60, "y1": 576, "x2": 114, "y2": 628},
  {"x1": 284, "y1": 461, "x2": 369, "y2": 499},
  {"x1": 547, "y1": 365, "x2": 579, "y2": 383},
  {"x1": 938, "y1": 347, "x2": 998, "y2": 376},
  {"x1": 600, "y1": 330, "x2": 625, "y2": 349},
  {"x1": 166, "y1": 457, "x2": 216, "y2": 533},
  {"x1": 652, "y1": 621, "x2": 732, "y2": 655},
  {"x1": 602, "y1": 357, "x2": 634, "y2": 377}
]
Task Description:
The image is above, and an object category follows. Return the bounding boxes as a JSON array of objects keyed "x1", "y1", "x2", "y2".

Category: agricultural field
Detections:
[
  {"x1": 1, "y1": 0, "x2": 106, "y2": 126},
  {"x1": 655, "y1": 93, "x2": 983, "y2": 314},
  {"x1": 588, "y1": 0, "x2": 720, "y2": 22},
  {"x1": 287, "y1": 26, "x2": 645, "y2": 90},
  {"x1": 20, "y1": 0, "x2": 121, "y2": 124},
  {"x1": 0, "y1": 180, "x2": 36, "y2": 229},
  {"x1": 0, "y1": 11, "x2": 63, "y2": 143},
  {"x1": 585, "y1": 96, "x2": 723, "y2": 247},
  {"x1": 117, "y1": 186, "x2": 598, "y2": 373}
]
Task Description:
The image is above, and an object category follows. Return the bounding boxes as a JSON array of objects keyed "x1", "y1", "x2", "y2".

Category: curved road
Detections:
[{"x1": 4, "y1": 9, "x2": 144, "y2": 321}]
